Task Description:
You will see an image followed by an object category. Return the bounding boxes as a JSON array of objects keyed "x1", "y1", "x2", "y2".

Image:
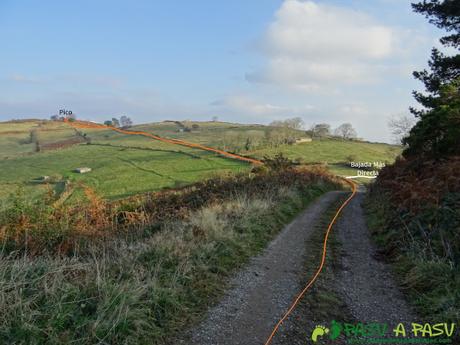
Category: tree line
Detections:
[
  {"x1": 50, "y1": 113, "x2": 134, "y2": 129},
  {"x1": 308, "y1": 122, "x2": 357, "y2": 140},
  {"x1": 104, "y1": 116, "x2": 133, "y2": 128},
  {"x1": 217, "y1": 119, "x2": 360, "y2": 153},
  {"x1": 269, "y1": 117, "x2": 358, "y2": 140}
]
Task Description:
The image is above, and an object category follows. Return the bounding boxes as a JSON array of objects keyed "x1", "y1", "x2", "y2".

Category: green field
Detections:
[
  {"x1": 0, "y1": 119, "x2": 401, "y2": 201},
  {"x1": 131, "y1": 120, "x2": 284, "y2": 154},
  {"x1": 248, "y1": 139, "x2": 401, "y2": 177},
  {"x1": 130, "y1": 120, "x2": 401, "y2": 177},
  {"x1": 0, "y1": 120, "x2": 248, "y2": 201}
]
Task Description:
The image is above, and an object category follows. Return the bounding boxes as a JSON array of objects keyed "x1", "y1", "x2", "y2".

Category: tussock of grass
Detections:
[
  {"x1": 364, "y1": 191, "x2": 460, "y2": 323},
  {"x1": 0, "y1": 173, "x2": 337, "y2": 344}
]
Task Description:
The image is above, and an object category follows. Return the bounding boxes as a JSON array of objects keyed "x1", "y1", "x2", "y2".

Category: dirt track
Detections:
[
  {"x1": 174, "y1": 190, "x2": 415, "y2": 345},
  {"x1": 335, "y1": 193, "x2": 414, "y2": 324},
  {"x1": 175, "y1": 191, "x2": 341, "y2": 345}
]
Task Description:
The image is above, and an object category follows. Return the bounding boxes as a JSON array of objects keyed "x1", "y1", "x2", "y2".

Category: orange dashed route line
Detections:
[
  {"x1": 264, "y1": 178, "x2": 357, "y2": 345},
  {"x1": 64, "y1": 119, "x2": 262, "y2": 165},
  {"x1": 65, "y1": 119, "x2": 356, "y2": 344}
]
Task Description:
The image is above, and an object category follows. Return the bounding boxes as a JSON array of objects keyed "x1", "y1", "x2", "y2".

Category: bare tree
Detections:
[
  {"x1": 270, "y1": 117, "x2": 305, "y2": 130},
  {"x1": 310, "y1": 123, "x2": 331, "y2": 139},
  {"x1": 220, "y1": 130, "x2": 239, "y2": 151},
  {"x1": 111, "y1": 118, "x2": 120, "y2": 127},
  {"x1": 284, "y1": 117, "x2": 305, "y2": 130},
  {"x1": 334, "y1": 123, "x2": 357, "y2": 140},
  {"x1": 120, "y1": 115, "x2": 133, "y2": 128},
  {"x1": 269, "y1": 120, "x2": 284, "y2": 127},
  {"x1": 388, "y1": 114, "x2": 416, "y2": 144},
  {"x1": 265, "y1": 128, "x2": 284, "y2": 147}
]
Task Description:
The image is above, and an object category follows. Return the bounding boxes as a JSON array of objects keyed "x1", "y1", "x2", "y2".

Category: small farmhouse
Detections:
[
  {"x1": 295, "y1": 138, "x2": 312, "y2": 144},
  {"x1": 75, "y1": 167, "x2": 92, "y2": 174}
]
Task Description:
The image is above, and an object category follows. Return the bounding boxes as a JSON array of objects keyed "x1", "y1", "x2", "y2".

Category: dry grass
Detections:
[
  {"x1": 366, "y1": 156, "x2": 460, "y2": 323},
  {"x1": 0, "y1": 167, "x2": 341, "y2": 344},
  {"x1": 0, "y1": 167, "x2": 341, "y2": 255}
]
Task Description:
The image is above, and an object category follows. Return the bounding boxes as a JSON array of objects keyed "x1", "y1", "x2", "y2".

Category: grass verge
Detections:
[
  {"x1": 364, "y1": 157, "x2": 459, "y2": 331},
  {"x1": 364, "y1": 193, "x2": 460, "y2": 325},
  {"x1": 0, "y1": 171, "x2": 340, "y2": 344}
]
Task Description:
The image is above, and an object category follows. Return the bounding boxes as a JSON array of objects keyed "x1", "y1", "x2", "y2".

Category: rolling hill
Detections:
[{"x1": 0, "y1": 119, "x2": 401, "y2": 202}]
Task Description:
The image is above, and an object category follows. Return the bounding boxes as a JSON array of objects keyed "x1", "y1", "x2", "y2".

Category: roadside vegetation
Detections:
[
  {"x1": 0, "y1": 162, "x2": 343, "y2": 344},
  {"x1": 366, "y1": 0, "x2": 460, "y2": 324},
  {"x1": 366, "y1": 157, "x2": 460, "y2": 321}
]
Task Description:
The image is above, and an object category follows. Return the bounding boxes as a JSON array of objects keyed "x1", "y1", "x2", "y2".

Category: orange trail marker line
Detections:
[
  {"x1": 65, "y1": 120, "x2": 263, "y2": 165},
  {"x1": 65, "y1": 119, "x2": 355, "y2": 344},
  {"x1": 264, "y1": 178, "x2": 357, "y2": 345}
]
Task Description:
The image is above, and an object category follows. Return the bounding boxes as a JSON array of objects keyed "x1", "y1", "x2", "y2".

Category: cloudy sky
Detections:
[{"x1": 0, "y1": 0, "x2": 445, "y2": 142}]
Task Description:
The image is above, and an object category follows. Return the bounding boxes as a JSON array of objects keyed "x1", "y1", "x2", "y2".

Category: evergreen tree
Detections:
[
  {"x1": 404, "y1": 0, "x2": 460, "y2": 157},
  {"x1": 404, "y1": 79, "x2": 460, "y2": 156},
  {"x1": 411, "y1": 0, "x2": 460, "y2": 115}
]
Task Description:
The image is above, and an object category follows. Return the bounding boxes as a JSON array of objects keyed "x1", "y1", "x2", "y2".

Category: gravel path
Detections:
[
  {"x1": 175, "y1": 189, "x2": 416, "y2": 345},
  {"x1": 336, "y1": 192, "x2": 415, "y2": 323},
  {"x1": 176, "y1": 191, "x2": 341, "y2": 345}
]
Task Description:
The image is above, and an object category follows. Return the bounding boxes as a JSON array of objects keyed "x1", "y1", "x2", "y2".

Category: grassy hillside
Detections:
[
  {"x1": 131, "y1": 121, "x2": 401, "y2": 177},
  {"x1": 131, "y1": 121, "x2": 287, "y2": 151},
  {"x1": 248, "y1": 139, "x2": 401, "y2": 176},
  {"x1": 0, "y1": 119, "x2": 401, "y2": 202},
  {"x1": 249, "y1": 138, "x2": 399, "y2": 163},
  {"x1": 0, "y1": 120, "x2": 247, "y2": 201}
]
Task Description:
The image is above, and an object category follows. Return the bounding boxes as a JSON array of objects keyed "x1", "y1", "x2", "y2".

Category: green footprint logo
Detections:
[{"x1": 311, "y1": 325, "x2": 329, "y2": 343}]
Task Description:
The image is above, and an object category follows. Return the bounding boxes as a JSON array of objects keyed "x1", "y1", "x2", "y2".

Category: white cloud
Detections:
[
  {"x1": 212, "y1": 96, "x2": 284, "y2": 115},
  {"x1": 210, "y1": 95, "x2": 314, "y2": 120},
  {"x1": 265, "y1": 1, "x2": 392, "y2": 60},
  {"x1": 58, "y1": 74, "x2": 123, "y2": 88},
  {"x1": 339, "y1": 104, "x2": 369, "y2": 117},
  {"x1": 8, "y1": 74, "x2": 43, "y2": 83},
  {"x1": 248, "y1": 0, "x2": 397, "y2": 90},
  {"x1": 5, "y1": 73, "x2": 123, "y2": 88}
]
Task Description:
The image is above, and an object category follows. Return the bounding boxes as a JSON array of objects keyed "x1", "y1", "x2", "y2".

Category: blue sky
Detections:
[{"x1": 0, "y1": 0, "x2": 444, "y2": 142}]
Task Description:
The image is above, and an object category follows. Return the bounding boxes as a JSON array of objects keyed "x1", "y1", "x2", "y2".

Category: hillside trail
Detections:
[
  {"x1": 64, "y1": 120, "x2": 414, "y2": 343},
  {"x1": 174, "y1": 189, "x2": 415, "y2": 345},
  {"x1": 65, "y1": 119, "x2": 262, "y2": 165}
]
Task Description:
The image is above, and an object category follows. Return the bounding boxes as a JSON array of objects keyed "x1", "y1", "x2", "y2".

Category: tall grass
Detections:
[
  {"x1": 0, "y1": 167, "x2": 340, "y2": 255},
  {"x1": 0, "y1": 167, "x2": 341, "y2": 344},
  {"x1": 365, "y1": 157, "x2": 460, "y2": 323}
]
